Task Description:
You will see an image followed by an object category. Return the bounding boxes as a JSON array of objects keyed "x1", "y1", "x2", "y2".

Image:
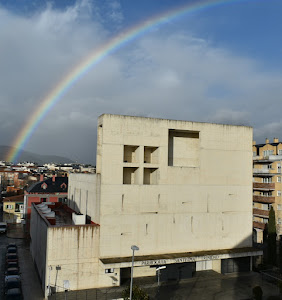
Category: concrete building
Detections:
[
  {"x1": 253, "y1": 138, "x2": 282, "y2": 242},
  {"x1": 30, "y1": 114, "x2": 261, "y2": 297}
]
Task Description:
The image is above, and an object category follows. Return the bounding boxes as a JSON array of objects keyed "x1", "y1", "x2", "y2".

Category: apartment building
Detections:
[
  {"x1": 31, "y1": 114, "x2": 261, "y2": 297},
  {"x1": 253, "y1": 138, "x2": 282, "y2": 242}
]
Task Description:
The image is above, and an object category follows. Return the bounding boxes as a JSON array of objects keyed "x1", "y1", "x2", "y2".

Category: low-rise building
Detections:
[
  {"x1": 3, "y1": 194, "x2": 24, "y2": 223},
  {"x1": 30, "y1": 202, "x2": 100, "y2": 296}
]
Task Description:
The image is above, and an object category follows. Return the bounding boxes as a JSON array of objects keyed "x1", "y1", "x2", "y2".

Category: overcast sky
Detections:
[{"x1": 1, "y1": 0, "x2": 282, "y2": 163}]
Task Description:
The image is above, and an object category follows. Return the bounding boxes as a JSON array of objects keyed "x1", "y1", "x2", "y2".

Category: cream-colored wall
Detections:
[
  {"x1": 46, "y1": 225, "x2": 107, "y2": 293},
  {"x1": 31, "y1": 205, "x2": 121, "y2": 297},
  {"x1": 212, "y1": 260, "x2": 221, "y2": 273},
  {"x1": 133, "y1": 266, "x2": 156, "y2": 278},
  {"x1": 68, "y1": 173, "x2": 100, "y2": 224},
  {"x1": 97, "y1": 114, "x2": 253, "y2": 258}
]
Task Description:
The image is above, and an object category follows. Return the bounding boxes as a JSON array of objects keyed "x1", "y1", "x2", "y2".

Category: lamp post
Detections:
[
  {"x1": 130, "y1": 245, "x2": 139, "y2": 300},
  {"x1": 156, "y1": 266, "x2": 166, "y2": 287}
]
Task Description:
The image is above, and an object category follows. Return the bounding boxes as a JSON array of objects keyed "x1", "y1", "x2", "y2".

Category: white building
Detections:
[{"x1": 30, "y1": 114, "x2": 262, "y2": 297}]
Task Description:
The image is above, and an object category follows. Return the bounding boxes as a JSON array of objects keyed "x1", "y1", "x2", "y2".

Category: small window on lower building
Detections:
[
  {"x1": 105, "y1": 268, "x2": 114, "y2": 274},
  {"x1": 59, "y1": 198, "x2": 68, "y2": 203},
  {"x1": 278, "y1": 177, "x2": 281, "y2": 183},
  {"x1": 278, "y1": 191, "x2": 281, "y2": 197},
  {"x1": 6, "y1": 205, "x2": 13, "y2": 209},
  {"x1": 278, "y1": 204, "x2": 282, "y2": 210},
  {"x1": 278, "y1": 218, "x2": 282, "y2": 225}
]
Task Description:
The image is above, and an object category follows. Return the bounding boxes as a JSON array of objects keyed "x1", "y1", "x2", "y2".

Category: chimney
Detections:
[
  {"x1": 274, "y1": 137, "x2": 279, "y2": 143},
  {"x1": 52, "y1": 175, "x2": 56, "y2": 183},
  {"x1": 265, "y1": 138, "x2": 269, "y2": 144},
  {"x1": 40, "y1": 174, "x2": 44, "y2": 182},
  {"x1": 253, "y1": 141, "x2": 256, "y2": 146}
]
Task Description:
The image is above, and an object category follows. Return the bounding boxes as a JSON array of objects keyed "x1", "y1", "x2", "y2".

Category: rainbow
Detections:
[{"x1": 7, "y1": 0, "x2": 248, "y2": 162}]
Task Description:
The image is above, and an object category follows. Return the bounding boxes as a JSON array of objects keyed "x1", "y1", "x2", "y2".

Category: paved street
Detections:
[{"x1": 0, "y1": 208, "x2": 44, "y2": 300}]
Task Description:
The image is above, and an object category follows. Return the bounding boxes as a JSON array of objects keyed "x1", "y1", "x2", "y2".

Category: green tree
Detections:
[
  {"x1": 122, "y1": 285, "x2": 149, "y2": 300},
  {"x1": 268, "y1": 206, "x2": 277, "y2": 265}
]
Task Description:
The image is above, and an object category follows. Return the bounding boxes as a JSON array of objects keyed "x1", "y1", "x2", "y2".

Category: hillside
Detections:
[{"x1": 0, "y1": 146, "x2": 74, "y2": 164}]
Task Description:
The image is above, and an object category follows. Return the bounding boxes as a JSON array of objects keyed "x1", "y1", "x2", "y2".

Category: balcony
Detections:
[
  {"x1": 253, "y1": 208, "x2": 269, "y2": 218},
  {"x1": 253, "y1": 195, "x2": 275, "y2": 204},
  {"x1": 253, "y1": 168, "x2": 273, "y2": 175},
  {"x1": 253, "y1": 221, "x2": 266, "y2": 230},
  {"x1": 253, "y1": 182, "x2": 275, "y2": 191}
]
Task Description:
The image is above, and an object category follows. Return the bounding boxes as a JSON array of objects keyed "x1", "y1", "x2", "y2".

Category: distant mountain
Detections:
[{"x1": 0, "y1": 146, "x2": 74, "y2": 164}]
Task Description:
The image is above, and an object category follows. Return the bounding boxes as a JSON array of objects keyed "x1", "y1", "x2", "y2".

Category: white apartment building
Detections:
[{"x1": 30, "y1": 114, "x2": 262, "y2": 297}]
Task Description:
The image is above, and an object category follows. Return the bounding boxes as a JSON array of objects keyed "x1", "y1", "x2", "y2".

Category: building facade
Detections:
[
  {"x1": 253, "y1": 138, "x2": 282, "y2": 242},
  {"x1": 31, "y1": 114, "x2": 261, "y2": 297},
  {"x1": 3, "y1": 195, "x2": 24, "y2": 223}
]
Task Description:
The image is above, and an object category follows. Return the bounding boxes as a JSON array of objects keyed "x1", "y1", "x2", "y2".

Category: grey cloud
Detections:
[
  {"x1": 1, "y1": 2, "x2": 282, "y2": 163},
  {"x1": 208, "y1": 109, "x2": 250, "y2": 126}
]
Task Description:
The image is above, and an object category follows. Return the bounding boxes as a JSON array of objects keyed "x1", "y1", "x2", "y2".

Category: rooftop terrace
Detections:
[{"x1": 32, "y1": 202, "x2": 99, "y2": 227}]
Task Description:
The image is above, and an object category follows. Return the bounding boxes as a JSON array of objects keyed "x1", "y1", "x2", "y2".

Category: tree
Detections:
[
  {"x1": 252, "y1": 286, "x2": 263, "y2": 300},
  {"x1": 268, "y1": 206, "x2": 277, "y2": 265},
  {"x1": 122, "y1": 285, "x2": 149, "y2": 300}
]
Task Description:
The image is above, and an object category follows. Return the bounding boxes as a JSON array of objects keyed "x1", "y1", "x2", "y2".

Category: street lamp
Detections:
[
  {"x1": 130, "y1": 245, "x2": 139, "y2": 300},
  {"x1": 156, "y1": 266, "x2": 166, "y2": 287}
]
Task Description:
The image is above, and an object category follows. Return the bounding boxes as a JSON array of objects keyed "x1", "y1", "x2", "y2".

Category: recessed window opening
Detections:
[
  {"x1": 123, "y1": 167, "x2": 138, "y2": 184},
  {"x1": 143, "y1": 168, "x2": 158, "y2": 185},
  {"x1": 168, "y1": 129, "x2": 200, "y2": 167},
  {"x1": 144, "y1": 147, "x2": 158, "y2": 164},
  {"x1": 124, "y1": 145, "x2": 139, "y2": 163}
]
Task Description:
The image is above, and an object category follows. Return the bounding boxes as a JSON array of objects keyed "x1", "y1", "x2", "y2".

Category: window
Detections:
[
  {"x1": 123, "y1": 167, "x2": 139, "y2": 184},
  {"x1": 278, "y1": 163, "x2": 281, "y2": 173},
  {"x1": 6, "y1": 205, "x2": 13, "y2": 210},
  {"x1": 278, "y1": 218, "x2": 282, "y2": 225},
  {"x1": 278, "y1": 191, "x2": 281, "y2": 197},
  {"x1": 253, "y1": 151, "x2": 256, "y2": 157},
  {"x1": 15, "y1": 204, "x2": 21, "y2": 212},
  {"x1": 278, "y1": 177, "x2": 281, "y2": 183},
  {"x1": 41, "y1": 198, "x2": 47, "y2": 202},
  {"x1": 105, "y1": 268, "x2": 114, "y2": 274},
  {"x1": 263, "y1": 177, "x2": 272, "y2": 183},
  {"x1": 143, "y1": 168, "x2": 158, "y2": 185},
  {"x1": 144, "y1": 146, "x2": 159, "y2": 164},
  {"x1": 279, "y1": 150, "x2": 282, "y2": 155},
  {"x1": 59, "y1": 198, "x2": 67, "y2": 203},
  {"x1": 278, "y1": 204, "x2": 281, "y2": 210},
  {"x1": 263, "y1": 150, "x2": 274, "y2": 157},
  {"x1": 124, "y1": 145, "x2": 139, "y2": 163}
]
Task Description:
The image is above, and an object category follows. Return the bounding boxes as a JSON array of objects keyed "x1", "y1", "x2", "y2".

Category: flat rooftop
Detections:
[{"x1": 32, "y1": 202, "x2": 99, "y2": 227}]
